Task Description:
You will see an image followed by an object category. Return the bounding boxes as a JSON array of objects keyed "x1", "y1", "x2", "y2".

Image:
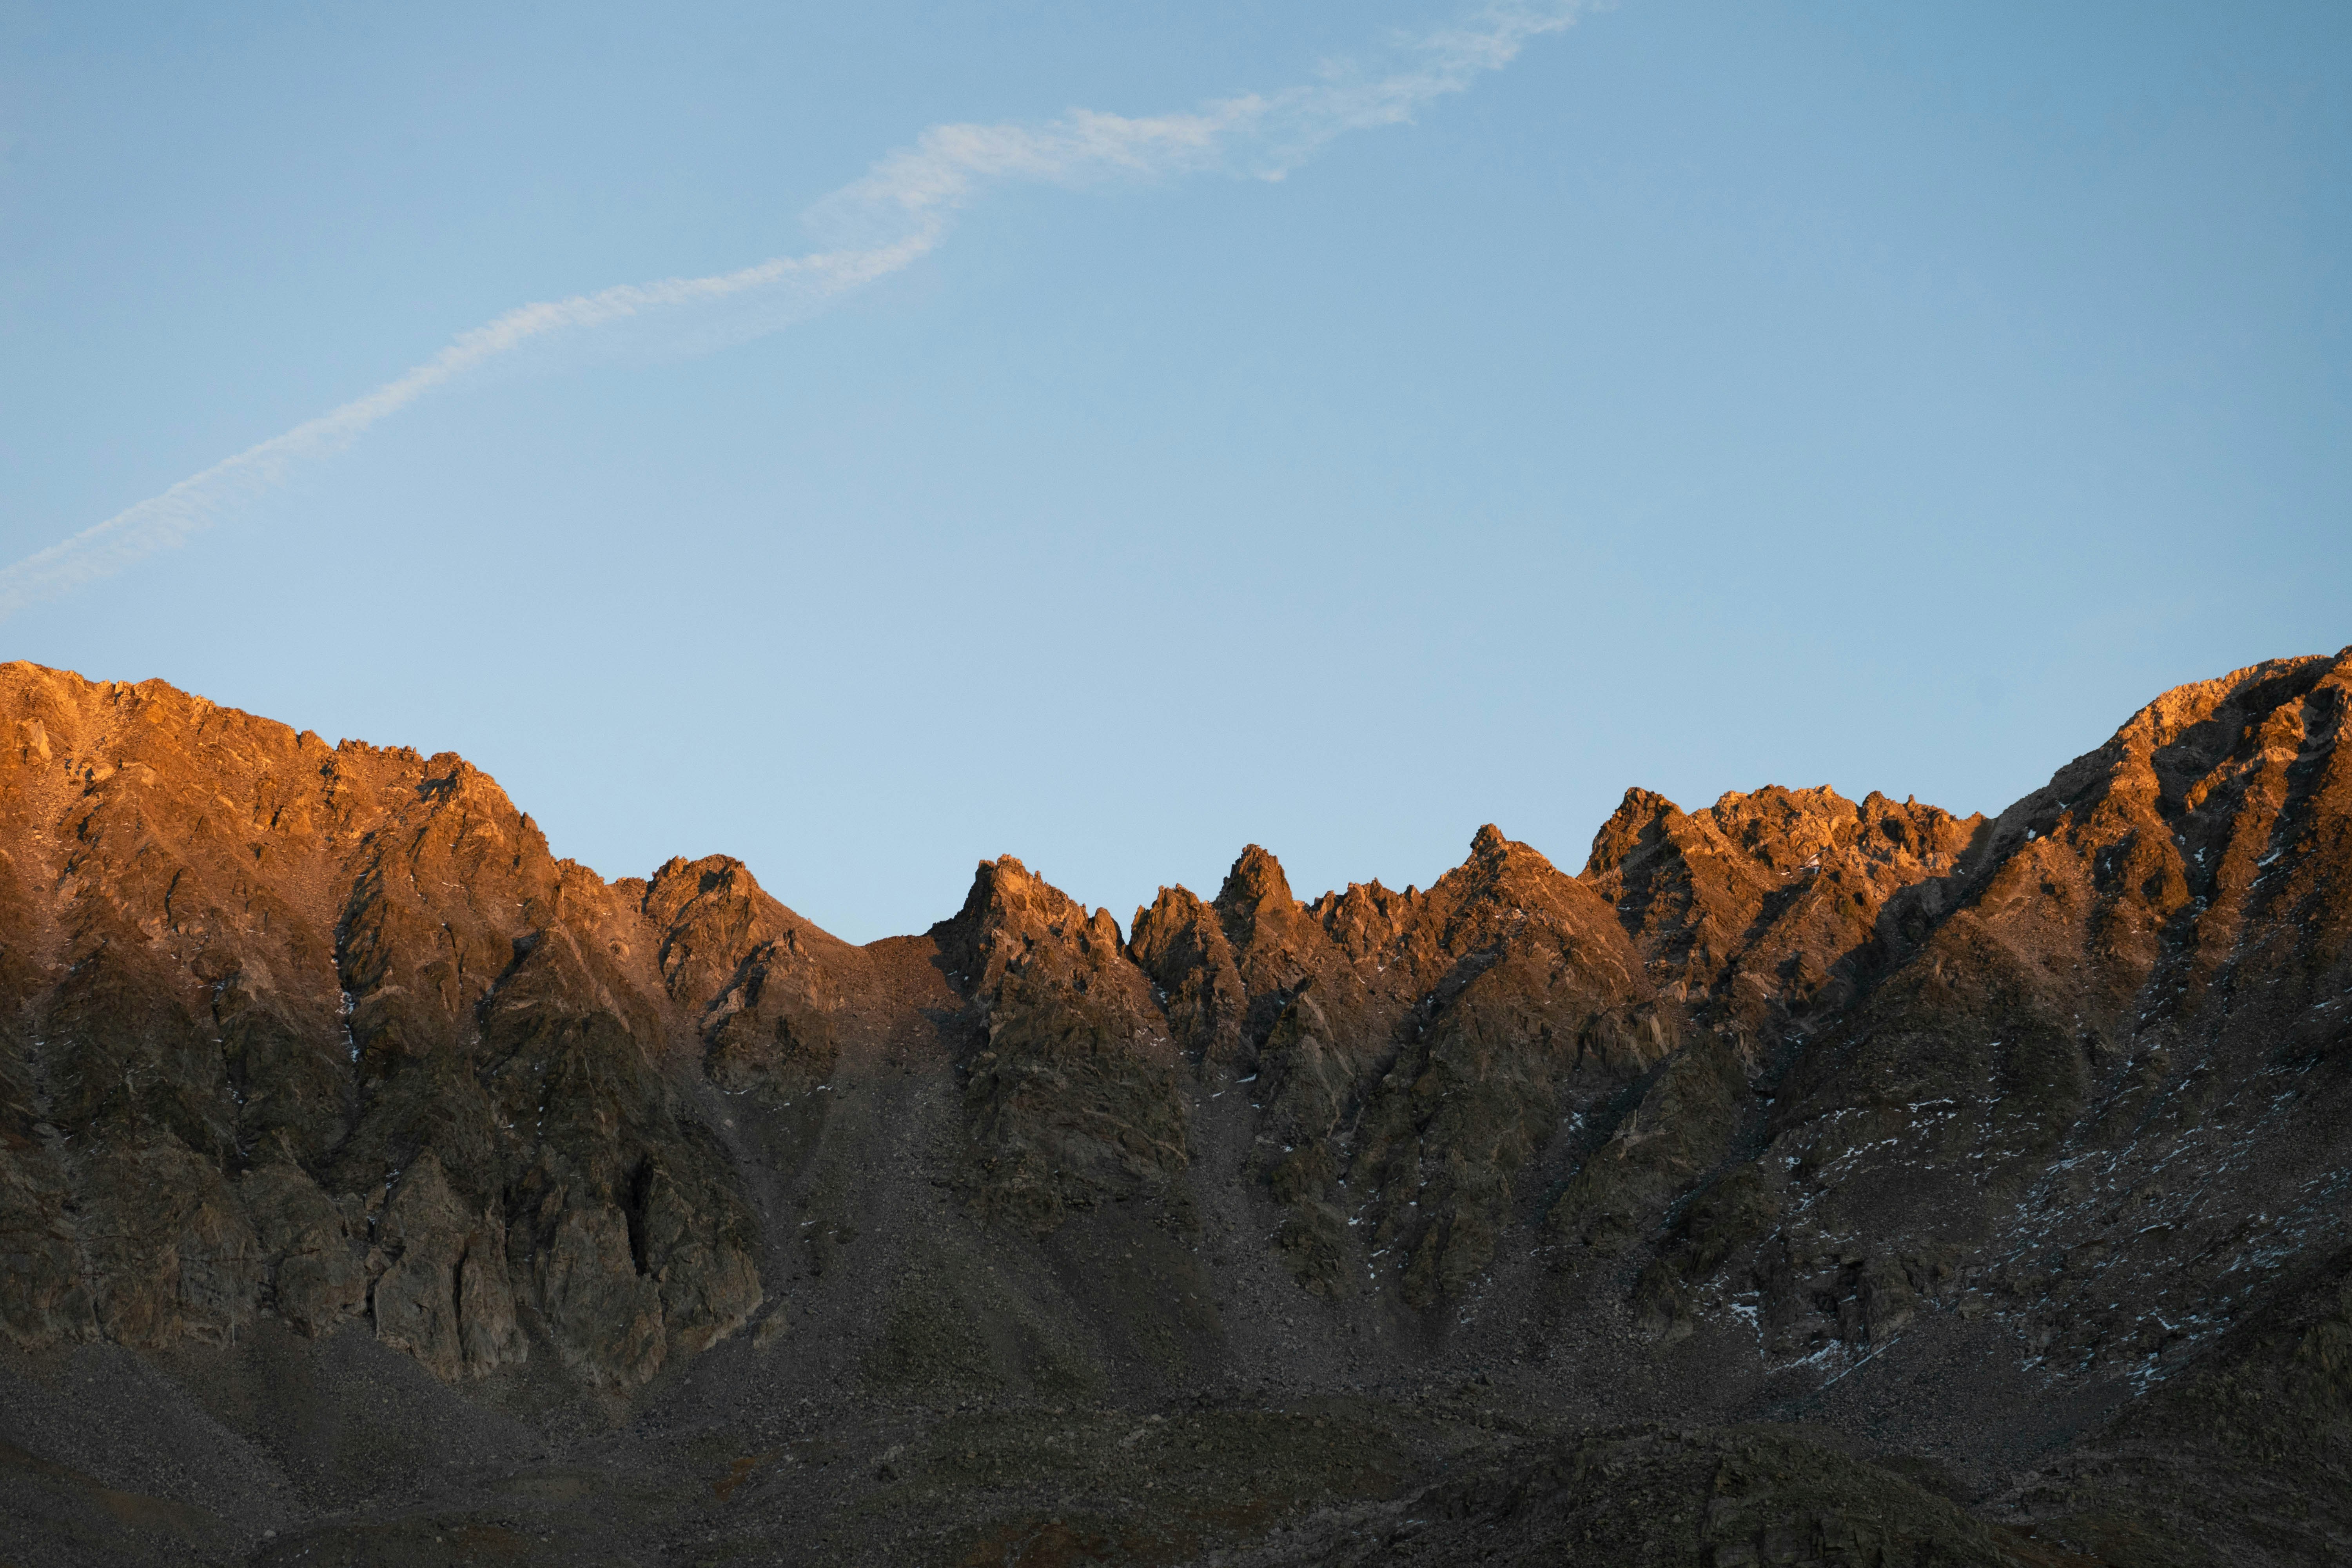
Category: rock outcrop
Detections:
[
  {"x1": 1583, "y1": 783, "x2": 1985, "y2": 1032},
  {"x1": 935, "y1": 855, "x2": 1187, "y2": 1232},
  {"x1": 1131, "y1": 828, "x2": 1680, "y2": 1299},
  {"x1": 1628, "y1": 653, "x2": 2352, "y2": 1385},
  {"x1": 0, "y1": 665, "x2": 762, "y2": 1391}
]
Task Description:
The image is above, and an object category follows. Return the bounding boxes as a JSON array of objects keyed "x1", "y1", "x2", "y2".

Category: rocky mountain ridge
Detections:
[{"x1": 2, "y1": 648, "x2": 2348, "y2": 1566}]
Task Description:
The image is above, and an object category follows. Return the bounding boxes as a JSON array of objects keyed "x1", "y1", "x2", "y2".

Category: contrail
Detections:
[{"x1": 0, "y1": 1, "x2": 1595, "y2": 619}]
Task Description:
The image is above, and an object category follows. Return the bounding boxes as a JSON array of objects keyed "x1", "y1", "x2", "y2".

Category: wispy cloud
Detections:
[{"x1": 0, "y1": 0, "x2": 1595, "y2": 619}]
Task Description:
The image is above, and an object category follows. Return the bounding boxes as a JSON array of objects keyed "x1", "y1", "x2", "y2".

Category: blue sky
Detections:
[{"x1": 2, "y1": 1, "x2": 2347, "y2": 940}]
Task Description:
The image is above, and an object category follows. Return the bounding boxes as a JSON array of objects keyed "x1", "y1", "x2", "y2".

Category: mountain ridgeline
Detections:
[{"x1": 1, "y1": 651, "x2": 2348, "y2": 1567}]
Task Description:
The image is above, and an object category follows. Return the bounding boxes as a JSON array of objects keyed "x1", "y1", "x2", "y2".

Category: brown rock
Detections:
[
  {"x1": 369, "y1": 1150, "x2": 523, "y2": 1378},
  {"x1": 937, "y1": 856, "x2": 1186, "y2": 1232},
  {"x1": 238, "y1": 1156, "x2": 367, "y2": 1335}
]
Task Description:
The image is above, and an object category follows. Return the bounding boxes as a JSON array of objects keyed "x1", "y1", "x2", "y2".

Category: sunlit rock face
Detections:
[
  {"x1": 1, "y1": 649, "x2": 2348, "y2": 1567},
  {"x1": 0, "y1": 663, "x2": 762, "y2": 1389}
]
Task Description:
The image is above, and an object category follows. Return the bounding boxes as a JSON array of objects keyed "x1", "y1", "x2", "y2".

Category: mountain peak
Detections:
[{"x1": 1216, "y1": 842, "x2": 1293, "y2": 907}]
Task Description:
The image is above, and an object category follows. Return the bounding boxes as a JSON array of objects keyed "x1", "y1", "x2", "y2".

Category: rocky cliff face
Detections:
[
  {"x1": 1, "y1": 650, "x2": 2347, "y2": 1568},
  {"x1": 1131, "y1": 826, "x2": 1673, "y2": 1303},
  {"x1": 0, "y1": 666, "x2": 762, "y2": 1389}
]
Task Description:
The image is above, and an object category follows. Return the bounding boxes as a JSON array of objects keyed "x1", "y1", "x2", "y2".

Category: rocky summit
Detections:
[{"x1": 2, "y1": 650, "x2": 2348, "y2": 1567}]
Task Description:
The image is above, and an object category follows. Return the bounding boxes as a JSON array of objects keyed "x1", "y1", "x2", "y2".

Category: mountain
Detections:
[{"x1": 0, "y1": 649, "x2": 2346, "y2": 1567}]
